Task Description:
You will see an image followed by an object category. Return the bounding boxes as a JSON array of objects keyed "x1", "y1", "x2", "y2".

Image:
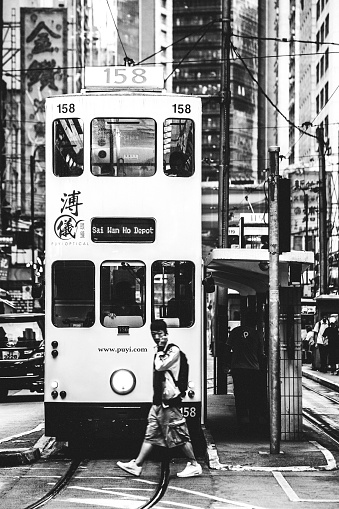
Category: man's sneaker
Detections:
[
  {"x1": 117, "y1": 459, "x2": 142, "y2": 477},
  {"x1": 177, "y1": 462, "x2": 202, "y2": 478}
]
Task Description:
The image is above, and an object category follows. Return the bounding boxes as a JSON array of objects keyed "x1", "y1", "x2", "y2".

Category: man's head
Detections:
[{"x1": 150, "y1": 319, "x2": 168, "y2": 350}]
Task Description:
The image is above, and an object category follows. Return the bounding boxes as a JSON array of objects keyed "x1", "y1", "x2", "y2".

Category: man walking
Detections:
[{"x1": 117, "y1": 319, "x2": 202, "y2": 478}]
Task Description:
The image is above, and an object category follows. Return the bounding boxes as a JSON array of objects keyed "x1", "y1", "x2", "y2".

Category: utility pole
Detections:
[
  {"x1": 268, "y1": 146, "x2": 281, "y2": 454},
  {"x1": 218, "y1": 0, "x2": 231, "y2": 248},
  {"x1": 316, "y1": 126, "x2": 327, "y2": 294},
  {"x1": 216, "y1": 0, "x2": 232, "y2": 395},
  {"x1": 0, "y1": 0, "x2": 4, "y2": 234}
]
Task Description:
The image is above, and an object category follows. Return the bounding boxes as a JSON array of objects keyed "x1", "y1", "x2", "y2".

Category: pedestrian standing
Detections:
[
  {"x1": 323, "y1": 318, "x2": 339, "y2": 374},
  {"x1": 117, "y1": 319, "x2": 202, "y2": 478},
  {"x1": 313, "y1": 314, "x2": 330, "y2": 372},
  {"x1": 225, "y1": 308, "x2": 266, "y2": 432},
  {"x1": 303, "y1": 326, "x2": 314, "y2": 364}
]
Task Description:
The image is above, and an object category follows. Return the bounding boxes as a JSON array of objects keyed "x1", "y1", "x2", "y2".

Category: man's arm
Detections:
[{"x1": 154, "y1": 345, "x2": 180, "y2": 371}]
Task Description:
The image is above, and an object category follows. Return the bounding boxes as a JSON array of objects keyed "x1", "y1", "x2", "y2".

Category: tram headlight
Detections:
[{"x1": 110, "y1": 369, "x2": 136, "y2": 395}]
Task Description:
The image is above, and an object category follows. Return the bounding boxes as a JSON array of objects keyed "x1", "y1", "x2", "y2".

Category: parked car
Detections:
[{"x1": 0, "y1": 313, "x2": 44, "y2": 400}]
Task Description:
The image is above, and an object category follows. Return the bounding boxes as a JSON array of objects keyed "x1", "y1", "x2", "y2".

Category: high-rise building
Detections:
[{"x1": 173, "y1": 0, "x2": 267, "y2": 251}]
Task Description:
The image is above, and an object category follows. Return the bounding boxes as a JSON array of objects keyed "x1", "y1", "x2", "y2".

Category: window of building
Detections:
[
  {"x1": 325, "y1": 48, "x2": 329, "y2": 70},
  {"x1": 325, "y1": 14, "x2": 329, "y2": 37}
]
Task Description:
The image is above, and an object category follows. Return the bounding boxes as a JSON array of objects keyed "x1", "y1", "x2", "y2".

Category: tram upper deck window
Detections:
[
  {"x1": 53, "y1": 119, "x2": 84, "y2": 176},
  {"x1": 52, "y1": 261, "x2": 95, "y2": 328},
  {"x1": 100, "y1": 261, "x2": 145, "y2": 328},
  {"x1": 152, "y1": 261, "x2": 194, "y2": 327},
  {"x1": 163, "y1": 119, "x2": 194, "y2": 177},
  {"x1": 91, "y1": 118, "x2": 156, "y2": 177}
]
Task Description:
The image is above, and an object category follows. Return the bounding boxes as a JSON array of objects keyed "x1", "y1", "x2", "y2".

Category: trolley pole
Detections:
[{"x1": 268, "y1": 146, "x2": 281, "y2": 454}]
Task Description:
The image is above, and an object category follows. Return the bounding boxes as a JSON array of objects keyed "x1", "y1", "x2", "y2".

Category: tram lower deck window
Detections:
[
  {"x1": 152, "y1": 261, "x2": 195, "y2": 327},
  {"x1": 100, "y1": 261, "x2": 145, "y2": 328},
  {"x1": 52, "y1": 261, "x2": 95, "y2": 327}
]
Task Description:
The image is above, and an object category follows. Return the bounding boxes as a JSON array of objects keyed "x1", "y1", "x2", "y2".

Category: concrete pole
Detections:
[{"x1": 268, "y1": 146, "x2": 281, "y2": 454}]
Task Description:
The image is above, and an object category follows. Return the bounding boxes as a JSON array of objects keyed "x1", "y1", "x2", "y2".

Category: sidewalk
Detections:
[{"x1": 202, "y1": 369, "x2": 338, "y2": 472}]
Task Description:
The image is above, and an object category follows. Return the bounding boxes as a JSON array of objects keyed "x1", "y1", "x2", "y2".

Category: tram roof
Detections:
[{"x1": 204, "y1": 248, "x2": 314, "y2": 295}]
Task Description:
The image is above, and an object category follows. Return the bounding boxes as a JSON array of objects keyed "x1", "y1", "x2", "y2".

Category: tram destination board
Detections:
[{"x1": 91, "y1": 217, "x2": 155, "y2": 243}]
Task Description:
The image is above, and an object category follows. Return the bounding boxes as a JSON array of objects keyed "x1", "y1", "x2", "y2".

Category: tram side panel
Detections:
[{"x1": 44, "y1": 93, "x2": 202, "y2": 440}]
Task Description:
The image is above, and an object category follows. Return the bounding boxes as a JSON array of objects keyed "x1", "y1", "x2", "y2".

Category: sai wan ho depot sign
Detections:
[{"x1": 91, "y1": 218, "x2": 155, "y2": 243}]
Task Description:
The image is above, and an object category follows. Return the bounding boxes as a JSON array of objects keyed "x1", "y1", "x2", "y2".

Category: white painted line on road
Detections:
[
  {"x1": 67, "y1": 486, "x2": 202, "y2": 508},
  {"x1": 273, "y1": 471, "x2": 339, "y2": 504},
  {"x1": 138, "y1": 479, "x2": 268, "y2": 509},
  {"x1": 0, "y1": 422, "x2": 44, "y2": 444},
  {"x1": 272, "y1": 472, "x2": 300, "y2": 502},
  {"x1": 310, "y1": 440, "x2": 337, "y2": 470}
]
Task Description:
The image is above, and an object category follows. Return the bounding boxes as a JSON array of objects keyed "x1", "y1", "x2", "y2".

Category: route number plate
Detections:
[{"x1": 85, "y1": 66, "x2": 164, "y2": 90}]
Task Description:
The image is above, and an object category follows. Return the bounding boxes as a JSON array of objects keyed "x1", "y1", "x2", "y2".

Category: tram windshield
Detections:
[
  {"x1": 152, "y1": 261, "x2": 195, "y2": 327},
  {"x1": 52, "y1": 260, "x2": 95, "y2": 327},
  {"x1": 163, "y1": 118, "x2": 194, "y2": 177},
  {"x1": 100, "y1": 261, "x2": 145, "y2": 328},
  {"x1": 91, "y1": 118, "x2": 156, "y2": 177},
  {"x1": 53, "y1": 118, "x2": 84, "y2": 177}
]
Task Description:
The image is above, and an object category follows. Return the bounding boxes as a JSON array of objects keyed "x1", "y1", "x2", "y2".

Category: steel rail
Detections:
[
  {"x1": 23, "y1": 457, "x2": 81, "y2": 509},
  {"x1": 138, "y1": 457, "x2": 170, "y2": 509},
  {"x1": 22, "y1": 455, "x2": 170, "y2": 509}
]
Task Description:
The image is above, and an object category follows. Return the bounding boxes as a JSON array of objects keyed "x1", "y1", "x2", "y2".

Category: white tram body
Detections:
[{"x1": 44, "y1": 69, "x2": 203, "y2": 441}]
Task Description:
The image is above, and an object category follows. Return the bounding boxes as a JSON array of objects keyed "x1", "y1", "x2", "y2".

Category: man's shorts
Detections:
[{"x1": 144, "y1": 404, "x2": 190, "y2": 448}]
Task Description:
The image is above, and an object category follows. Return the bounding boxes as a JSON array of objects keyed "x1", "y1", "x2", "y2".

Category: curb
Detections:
[
  {"x1": 0, "y1": 435, "x2": 55, "y2": 467},
  {"x1": 302, "y1": 368, "x2": 339, "y2": 392},
  {"x1": 201, "y1": 425, "x2": 227, "y2": 470}
]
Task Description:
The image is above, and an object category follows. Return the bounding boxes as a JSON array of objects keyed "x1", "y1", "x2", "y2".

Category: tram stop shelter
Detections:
[{"x1": 204, "y1": 247, "x2": 314, "y2": 441}]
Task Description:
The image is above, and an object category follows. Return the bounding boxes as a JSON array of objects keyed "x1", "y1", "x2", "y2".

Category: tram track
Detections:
[
  {"x1": 22, "y1": 456, "x2": 170, "y2": 509},
  {"x1": 302, "y1": 375, "x2": 339, "y2": 449}
]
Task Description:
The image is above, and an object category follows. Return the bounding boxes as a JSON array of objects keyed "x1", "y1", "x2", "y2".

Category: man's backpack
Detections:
[{"x1": 167, "y1": 344, "x2": 189, "y2": 397}]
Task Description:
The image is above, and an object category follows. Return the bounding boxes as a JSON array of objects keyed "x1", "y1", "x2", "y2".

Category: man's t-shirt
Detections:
[{"x1": 227, "y1": 326, "x2": 264, "y2": 370}]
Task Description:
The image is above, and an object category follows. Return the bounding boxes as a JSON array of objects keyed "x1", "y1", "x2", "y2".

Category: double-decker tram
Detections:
[{"x1": 44, "y1": 66, "x2": 203, "y2": 444}]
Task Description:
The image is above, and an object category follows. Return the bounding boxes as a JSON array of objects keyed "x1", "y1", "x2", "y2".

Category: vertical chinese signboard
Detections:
[{"x1": 20, "y1": 8, "x2": 67, "y2": 217}]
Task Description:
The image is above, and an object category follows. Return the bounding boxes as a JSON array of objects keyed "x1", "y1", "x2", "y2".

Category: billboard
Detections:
[{"x1": 20, "y1": 8, "x2": 67, "y2": 217}]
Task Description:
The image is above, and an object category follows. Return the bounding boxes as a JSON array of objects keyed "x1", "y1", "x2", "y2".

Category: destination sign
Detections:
[{"x1": 91, "y1": 218, "x2": 155, "y2": 243}]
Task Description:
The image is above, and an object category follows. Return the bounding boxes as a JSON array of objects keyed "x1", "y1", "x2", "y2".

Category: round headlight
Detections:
[{"x1": 110, "y1": 369, "x2": 136, "y2": 395}]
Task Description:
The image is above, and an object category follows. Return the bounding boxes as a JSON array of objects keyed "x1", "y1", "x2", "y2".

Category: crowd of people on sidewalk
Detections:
[{"x1": 303, "y1": 313, "x2": 339, "y2": 374}]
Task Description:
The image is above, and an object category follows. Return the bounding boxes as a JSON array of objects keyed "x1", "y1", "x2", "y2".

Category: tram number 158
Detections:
[
  {"x1": 181, "y1": 406, "x2": 197, "y2": 418},
  {"x1": 172, "y1": 104, "x2": 191, "y2": 114}
]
